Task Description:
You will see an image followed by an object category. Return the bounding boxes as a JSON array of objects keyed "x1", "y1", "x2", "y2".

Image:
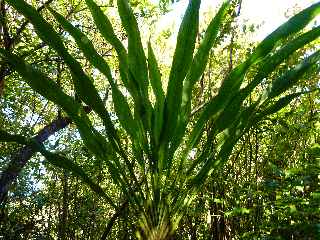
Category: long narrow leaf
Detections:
[
  {"x1": 190, "y1": 104, "x2": 257, "y2": 185},
  {"x1": 6, "y1": 0, "x2": 145, "y2": 196},
  {"x1": 148, "y1": 42, "x2": 165, "y2": 105},
  {"x1": 5, "y1": 0, "x2": 121, "y2": 152},
  {"x1": 117, "y1": 0, "x2": 154, "y2": 136},
  {"x1": 163, "y1": 0, "x2": 201, "y2": 145},
  {"x1": 117, "y1": 0, "x2": 149, "y2": 96},
  {"x1": 84, "y1": 0, "x2": 132, "y2": 91},
  {"x1": 243, "y1": 26, "x2": 320, "y2": 97},
  {"x1": 0, "y1": 49, "x2": 108, "y2": 159},
  {"x1": 181, "y1": 0, "x2": 231, "y2": 118},
  {"x1": 268, "y1": 50, "x2": 320, "y2": 98},
  {"x1": 213, "y1": 46, "x2": 320, "y2": 135},
  {"x1": 170, "y1": 1, "x2": 231, "y2": 169},
  {"x1": 256, "y1": 92, "x2": 306, "y2": 122},
  {"x1": 49, "y1": 7, "x2": 139, "y2": 143},
  {"x1": 186, "y1": 3, "x2": 320, "y2": 155},
  {"x1": 219, "y1": 2, "x2": 320, "y2": 95},
  {"x1": 0, "y1": 49, "x2": 139, "y2": 200},
  {"x1": 41, "y1": 149, "x2": 116, "y2": 208},
  {"x1": 0, "y1": 130, "x2": 116, "y2": 208},
  {"x1": 148, "y1": 42, "x2": 165, "y2": 146}
]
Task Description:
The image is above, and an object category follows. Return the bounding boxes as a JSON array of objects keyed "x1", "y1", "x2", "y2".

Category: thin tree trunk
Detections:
[
  {"x1": 59, "y1": 171, "x2": 68, "y2": 240},
  {"x1": 0, "y1": 107, "x2": 91, "y2": 204}
]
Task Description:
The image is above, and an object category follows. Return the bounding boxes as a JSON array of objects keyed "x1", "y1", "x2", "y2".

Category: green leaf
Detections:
[
  {"x1": 117, "y1": 0, "x2": 153, "y2": 135},
  {"x1": 220, "y1": 2, "x2": 320, "y2": 95},
  {"x1": 186, "y1": 94, "x2": 225, "y2": 152},
  {"x1": 48, "y1": 7, "x2": 114, "y2": 83},
  {"x1": 171, "y1": 1, "x2": 231, "y2": 170},
  {"x1": 0, "y1": 129, "x2": 116, "y2": 208},
  {"x1": 213, "y1": 38, "x2": 320, "y2": 136},
  {"x1": 268, "y1": 50, "x2": 320, "y2": 98},
  {"x1": 192, "y1": 89, "x2": 310, "y2": 184},
  {"x1": 186, "y1": 3, "x2": 320, "y2": 154},
  {"x1": 243, "y1": 26, "x2": 320, "y2": 96},
  {"x1": 190, "y1": 104, "x2": 257, "y2": 185},
  {"x1": 6, "y1": 1, "x2": 143, "y2": 193},
  {"x1": 255, "y1": 92, "x2": 306, "y2": 122},
  {"x1": 5, "y1": 0, "x2": 100, "y2": 108},
  {"x1": 214, "y1": 94, "x2": 243, "y2": 133},
  {"x1": 0, "y1": 50, "x2": 138, "y2": 198},
  {"x1": 117, "y1": 0, "x2": 149, "y2": 96},
  {"x1": 84, "y1": 0, "x2": 132, "y2": 93},
  {"x1": 41, "y1": 149, "x2": 116, "y2": 208},
  {"x1": 0, "y1": 49, "x2": 107, "y2": 159},
  {"x1": 48, "y1": 7, "x2": 139, "y2": 143},
  {"x1": 111, "y1": 85, "x2": 140, "y2": 141},
  {"x1": 164, "y1": 0, "x2": 201, "y2": 145},
  {"x1": 5, "y1": 0, "x2": 120, "y2": 153},
  {"x1": 148, "y1": 42, "x2": 165, "y2": 146},
  {"x1": 148, "y1": 42, "x2": 165, "y2": 105},
  {"x1": 181, "y1": 0, "x2": 230, "y2": 119}
]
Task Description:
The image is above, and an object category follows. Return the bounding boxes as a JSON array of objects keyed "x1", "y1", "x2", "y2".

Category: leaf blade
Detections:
[
  {"x1": 164, "y1": 0, "x2": 201, "y2": 144},
  {"x1": 49, "y1": 7, "x2": 139, "y2": 142}
]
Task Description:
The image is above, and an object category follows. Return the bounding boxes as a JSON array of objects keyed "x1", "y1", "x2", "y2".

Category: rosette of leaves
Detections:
[{"x1": 1, "y1": 0, "x2": 319, "y2": 238}]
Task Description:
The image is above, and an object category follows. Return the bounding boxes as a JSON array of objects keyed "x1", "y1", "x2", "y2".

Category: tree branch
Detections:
[
  {"x1": 100, "y1": 200, "x2": 129, "y2": 240},
  {"x1": 0, "y1": 106, "x2": 91, "y2": 204},
  {"x1": 0, "y1": 0, "x2": 11, "y2": 96}
]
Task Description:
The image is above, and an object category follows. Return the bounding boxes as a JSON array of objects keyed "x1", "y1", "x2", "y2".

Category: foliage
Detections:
[{"x1": 0, "y1": 0, "x2": 319, "y2": 239}]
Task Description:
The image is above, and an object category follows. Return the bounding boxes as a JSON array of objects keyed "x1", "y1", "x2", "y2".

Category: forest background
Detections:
[{"x1": 0, "y1": 0, "x2": 319, "y2": 239}]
